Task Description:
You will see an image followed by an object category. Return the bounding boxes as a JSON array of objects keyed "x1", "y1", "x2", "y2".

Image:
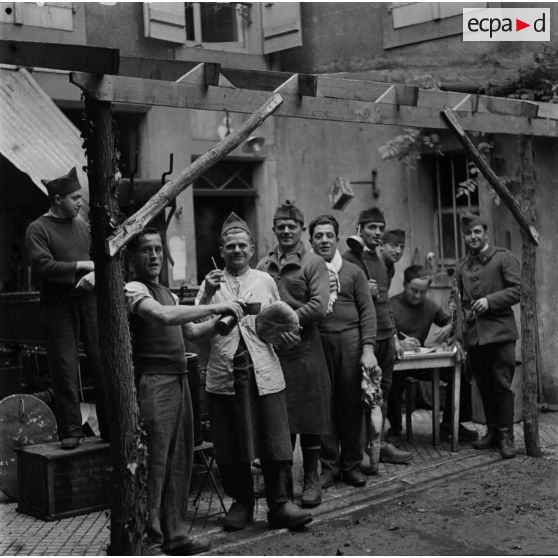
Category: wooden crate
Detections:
[{"x1": 16, "y1": 437, "x2": 112, "y2": 521}]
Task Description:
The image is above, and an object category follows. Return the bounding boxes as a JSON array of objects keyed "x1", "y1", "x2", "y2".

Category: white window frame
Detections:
[{"x1": 185, "y1": 2, "x2": 247, "y2": 52}]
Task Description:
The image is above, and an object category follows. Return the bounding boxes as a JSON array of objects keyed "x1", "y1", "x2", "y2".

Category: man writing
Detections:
[
  {"x1": 343, "y1": 207, "x2": 412, "y2": 466},
  {"x1": 388, "y1": 265, "x2": 478, "y2": 443},
  {"x1": 25, "y1": 167, "x2": 109, "y2": 449},
  {"x1": 456, "y1": 214, "x2": 520, "y2": 459},
  {"x1": 309, "y1": 215, "x2": 377, "y2": 489},
  {"x1": 257, "y1": 200, "x2": 331, "y2": 508},
  {"x1": 125, "y1": 227, "x2": 245, "y2": 555},
  {"x1": 196, "y1": 213, "x2": 313, "y2": 531}
]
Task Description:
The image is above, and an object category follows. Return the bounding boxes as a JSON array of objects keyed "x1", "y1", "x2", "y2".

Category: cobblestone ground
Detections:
[{"x1": 1, "y1": 409, "x2": 557, "y2": 556}]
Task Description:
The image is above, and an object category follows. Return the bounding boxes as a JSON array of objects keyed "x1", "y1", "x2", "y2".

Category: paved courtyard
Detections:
[{"x1": 1, "y1": 409, "x2": 557, "y2": 556}]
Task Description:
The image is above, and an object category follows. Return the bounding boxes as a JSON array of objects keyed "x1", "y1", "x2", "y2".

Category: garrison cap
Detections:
[
  {"x1": 274, "y1": 200, "x2": 304, "y2": 225},
  {"x1": 461, "y1": 213, "x2": 487, "y2": 233},
  {"x1": 41, "y1": 167, "x2": 81, "y2": 197},
  {"x1": 221, "y1": 212, "x2": 251, "y2": 238}
]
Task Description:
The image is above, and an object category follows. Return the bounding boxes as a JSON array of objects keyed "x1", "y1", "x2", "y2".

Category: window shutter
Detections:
[
  {"x1": 143, "y1": 2, "x2": 186, "y2": 43},
  {"x1": 392, "y1": 2, "x2": 435, "y2": 29},
  {"x1": 262, "y1": 2, "x2": 302, "y2": 54},
  {"x1": 1, "y1": 2, "x2": 74, "y2": 30}
]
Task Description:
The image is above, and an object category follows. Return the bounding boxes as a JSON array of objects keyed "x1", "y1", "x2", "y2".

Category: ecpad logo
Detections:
[{"x1": 463, "y1": 8, "x2": 550, "y2": 42}]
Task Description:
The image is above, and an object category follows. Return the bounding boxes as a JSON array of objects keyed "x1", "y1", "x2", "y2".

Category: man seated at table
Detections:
[{"x1": 387, "y1": 265, "x2": 478, "y2": 443}]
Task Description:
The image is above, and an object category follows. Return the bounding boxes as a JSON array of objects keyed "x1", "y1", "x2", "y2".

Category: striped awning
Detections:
[{"x1": 0, "y1": 66, "x2": 89, "y2": 215}]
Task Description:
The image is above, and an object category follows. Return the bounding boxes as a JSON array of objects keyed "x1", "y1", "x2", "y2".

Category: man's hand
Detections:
[
  {"x1": 274, "y1": 330, "x2": 301, "y2": 350},
  {"x1": 368, "y1": 278, "x2": 379, "y2": 299},
  {"x1": 216, "y1": 300, "x2": 245, "y2": 322},
  {"x1": 361, "y1": 344, "x2": 378, "y2": 372},
  {"x1": 400, "y1": 336, "x2": 421, "y2": 352},
  {"x1": 204, "y1": 269, "x2": 225, "y2": 297},
  {"x1": 75, "y1": 271, "x2": 95, "y2": 291},
  {"x1": 394, "y1": 335, "x2": 404, "y2": 360},
  {"x1": 471, "y1": 297, "x2": 489, "y2": 316}
]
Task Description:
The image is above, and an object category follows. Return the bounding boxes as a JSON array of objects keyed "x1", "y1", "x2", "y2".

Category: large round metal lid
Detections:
[{"x1": 0, "y1": 394, "x2": 57, "y2": 499}]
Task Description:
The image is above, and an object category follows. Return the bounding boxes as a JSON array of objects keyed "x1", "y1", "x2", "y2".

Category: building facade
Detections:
[{"x1": 1, "y1": 2, "x2": 557, "y2": 403}]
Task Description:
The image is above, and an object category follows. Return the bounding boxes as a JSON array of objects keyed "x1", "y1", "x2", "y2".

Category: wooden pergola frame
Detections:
[{"x1": 2, "y1": 40, "x2": 553, "y2": 554}]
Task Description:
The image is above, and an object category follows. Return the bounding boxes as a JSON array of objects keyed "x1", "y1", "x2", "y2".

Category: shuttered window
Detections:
[
  {"x1": 143, "y1": 2, "x2": 186, "y2": 44},
  {"x1": 0, "y1": 2, "x2": 73, "y2": 30},
  {"x1": 384, "y1": 2, "x2": 488, "y2": 49},
  {"x1": 262, "y1": 2, "x2": 302, "y2": 54}
]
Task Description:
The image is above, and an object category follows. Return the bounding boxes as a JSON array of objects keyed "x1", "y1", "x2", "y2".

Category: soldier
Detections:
[
  {"x1": 456, "y1": 214, "x2": 521, "y2": 459},
  {"x1": 257, "y1": 201, "x2": 331, "y2": 508},
  {"x1": 380, "y1": 229, "x2": 406, "y2": 286},
  {"x1": 25, "y1": 167, "x2": 109, "y2": 449},
  {"x1": 342, "y1": 207, "x2": 412, "y2": 466}
]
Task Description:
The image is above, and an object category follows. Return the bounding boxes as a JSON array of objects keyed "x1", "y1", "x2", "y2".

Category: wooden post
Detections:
[
  {"x1": 106, "y1": 92, "x2": 283, "y2": 256},
  {"x1": 83, "y1": 95, "x2": 148, "y2": 554},
  {"x1": 518, "y1": 135, "x2": 542, "y2": 457},
  {"x1": 441, "y1": 109, "x2": 542, "y2": 457}
]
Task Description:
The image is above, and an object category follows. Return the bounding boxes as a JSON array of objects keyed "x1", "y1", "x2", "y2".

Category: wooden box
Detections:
[{"x1": 16, "y1": 437, "x2": 112, "y2": 521}]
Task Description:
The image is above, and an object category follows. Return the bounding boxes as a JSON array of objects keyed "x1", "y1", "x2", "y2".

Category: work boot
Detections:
[
  {"x1": 60, "y1": 437, "x2": 80, "y2": 450},
  {"x1": 472, "y1": 426, "x2": 498, "y2": 450},
  {"x1": 342, "y1": 469, "x2": 367, "y2": 487},
  {"x1": 440, "y1": 423, "x2": 479, "y2": 442},
  {"x1": 164, "y1": 536, "x2": 211, "y2": 556},
  {"x1": 320, "y1": 469, "x2": 339, "y2": 489},
  {"x1": 380, "y1": 442, "x2": 412, "y2": 465},
  {"x1": 267, "y1": 501, "x2": 313, "y2": 530},
  {"x1": 498, "y1": 429, "x2": 516, "y2": 459},
  {"x1": 223, "y1": 500, "x2": 254, "y2": 531},
  {"x1": 301, "y1": 469, "x2": 321, "y2": 508}
]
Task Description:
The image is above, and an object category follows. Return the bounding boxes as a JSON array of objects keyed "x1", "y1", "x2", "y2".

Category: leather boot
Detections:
[
  {"x1": 262, "y1": 461, "x2": 312, "y2": 530},
  {"x1": 380, "y1": 442, "x2": 412, "y2": 464},
  {"x1": 301, "y1": 469, "x2": 322, "y2": 508},
  {"x1": 267, "y1": 501, "x2": 313, "y2": 530},
  {"x1": 472, "y1": 425, "x2": 498, "y2": 450},
  {"x1": 223, "y1": 500, "x2": 254, "y2": 531},
  {"x1": 497, "y1": 429, "x2": 516, "y2": 459}
]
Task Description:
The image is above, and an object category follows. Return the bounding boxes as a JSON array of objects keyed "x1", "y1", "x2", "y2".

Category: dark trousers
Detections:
[
  {"x1": 468, "y1": 341, "x2": 516, "y2": 432},
  {"x1": 208, "y1": 355, "x2": 293, "y2": 511},
  {"x1": 137, "y1": 374, "x2": 193, "y2": 552},
  {"x1": 320, "y1": 329, "x2": 364, "y2": 474},
  {"x1": 41, "y1": 294, "x2": 109, "y2": 440},
  {"x1": 376, "y1": 336, "x2": 395, "y2": 410}
]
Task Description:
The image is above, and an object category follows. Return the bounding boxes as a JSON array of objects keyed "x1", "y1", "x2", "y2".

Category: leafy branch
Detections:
[{"x1": 378, "y1": 128, "x2": 443, "y2": 166}]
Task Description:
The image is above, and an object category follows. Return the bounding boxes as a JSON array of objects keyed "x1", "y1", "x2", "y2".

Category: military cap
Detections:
[
  {"x1": 273, "y1": 200, "x2": 304, "y2": 225},
  {"x1": 41, "y1": 167, "x2": 81, "y2": 197},
  {"x1": 358, "y1": 207, "x2": 385, "y2": 226},
  {"x1": 221, "y1": 212, "x2": 251, "y2": 238},
  {"x1": 383, "y1": 229, "x2": 406, "y2": 244},
  {"x1": 461, "y1": 213, "x2": 487, "y2": 233}
]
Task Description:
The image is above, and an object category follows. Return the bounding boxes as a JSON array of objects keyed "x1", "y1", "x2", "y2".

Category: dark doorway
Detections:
[{"x1": 192, "y1": 160, "x2": 258, "y2": 284}]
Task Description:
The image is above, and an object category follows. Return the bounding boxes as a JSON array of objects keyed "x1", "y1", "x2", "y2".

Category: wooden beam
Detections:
[
  {"x1": 299, "y1": 74, "x2": 320, "y2": 97},
  {"x1": 441, "y1": 108, "x2": 539, "y2": 245},
  {"x1": 69, "y1": 72, "x2": 558, "y2": 137},
  {"x1": 0, "y1": 40, "x2": 119, "y2": 74},
  {"x1": 176, "y1": 62, "x2": 234, "y2": 89},
  {"x1": 106, "y1": 92, "x2": 283, "y2": 256}
]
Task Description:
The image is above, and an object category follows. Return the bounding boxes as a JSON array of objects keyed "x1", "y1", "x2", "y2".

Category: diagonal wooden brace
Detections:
[
  {"x1": 106, "y1": 92, "x2": 283, "y2": 256},
  {"x1": 441, "y1": 108, "x2": 539, "y2": 246}
]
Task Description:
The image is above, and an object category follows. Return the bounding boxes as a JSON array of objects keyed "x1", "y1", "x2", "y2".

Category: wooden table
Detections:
[{"x1": 394, "y1": 347, "x2": 462, "y2": 452}]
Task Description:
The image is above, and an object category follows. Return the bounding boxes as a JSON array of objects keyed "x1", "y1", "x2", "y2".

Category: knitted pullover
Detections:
[
  {"x1": 25, "y1": 214, "x2": 91, "y2": 301},
  {"x1": 342, "y1": 248, "x2": 395, "y2": 341},
  {"x1": 318, "y1": 260, "x2": 377, "y2": 346}
]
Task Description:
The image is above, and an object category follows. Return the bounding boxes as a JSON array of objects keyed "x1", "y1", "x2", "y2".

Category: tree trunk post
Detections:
[
  {"x1": 83, "y1": 94, "x2": 148, "y2": 554},
  {"x1": 518, "y1": 135, "x2": 542, "y2": 457}
]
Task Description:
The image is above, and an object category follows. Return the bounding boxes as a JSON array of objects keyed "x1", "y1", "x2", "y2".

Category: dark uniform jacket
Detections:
[{"x1": 456, "y1": 245, "x2": 520, "y2": 347}]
